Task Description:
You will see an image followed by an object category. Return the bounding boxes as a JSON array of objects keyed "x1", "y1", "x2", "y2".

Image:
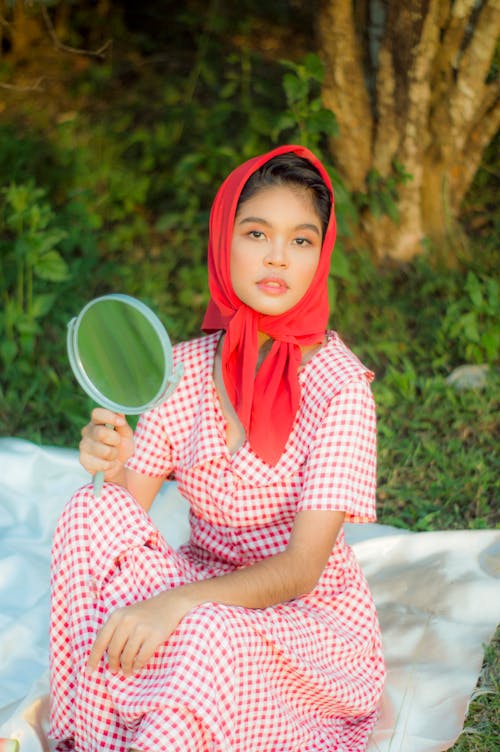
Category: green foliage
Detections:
[
  {"x1": 439, "y1": 271, "x2": 500, "y2": 365},
  {"x1": 354, "y1": 161, "x2": 413, "y2": 223},
  {"x1": 275, "y1": 53, "x2": 338, "y2": 150},
  {"x1": 0, "y1": 130, "x2": 102, "y2": 441},
  {"x1": 0, "y1": 181, "x2": 68, "y2": 370},
  {"x1": 331, "y1": 249, "x2": 500, "y2": 375}
]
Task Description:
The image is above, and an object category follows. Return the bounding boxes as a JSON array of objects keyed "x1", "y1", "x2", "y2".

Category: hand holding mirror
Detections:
[{"x1": 67, "y1": 294, "x2": 183, "y2": 497}]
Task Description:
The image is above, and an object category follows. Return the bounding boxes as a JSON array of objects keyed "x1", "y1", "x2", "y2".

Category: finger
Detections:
[
  {"x1": 106, "y1": 632, "x2": 132, "y2": 674},
  {"x1": 92, "y1": 423, "x2": 122, "y2": 447},
  {"x1": 79, "y1": 437, "x2": 118, "y2": 469},
  {"x1": 119, "y1": 632, "x2": 146, "y2": 676},
  {"x1": 115, "y1": 419, "x2": 134, "y2": 440},
  {"x1": 79, "y1": 454, "x2": 110, "y2": 475},
  {"x1": 91, "y1": 408, "x2": 126, "y2": 428},
  {"x1": 79, "y1": 452, "x2": 118, "y2": 476},
  {"x1": 81, "y1": 422, "x2": 120, "y2": 449},
  {"x1": 132, "y1": 637, "x2": 159, "y2": 674},
  {"x1": 87, "y1": 620, "x2": 116, "y2": 672}
]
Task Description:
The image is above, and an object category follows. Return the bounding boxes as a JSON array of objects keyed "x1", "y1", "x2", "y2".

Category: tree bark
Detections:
[
  {"x1": 318, "y1": 0, "x2": 500, "y2": 262},
  {"x1": 319, "y1": 0, "x2": 373, "y2": 191},
  {"x1": 1, "y1": 0, "x2": 43, "y2": 58}
]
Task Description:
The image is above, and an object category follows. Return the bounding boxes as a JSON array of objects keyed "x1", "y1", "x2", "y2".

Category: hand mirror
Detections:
[{"x1": 67, "y1": 294, "x2": 183, "y2": 497}]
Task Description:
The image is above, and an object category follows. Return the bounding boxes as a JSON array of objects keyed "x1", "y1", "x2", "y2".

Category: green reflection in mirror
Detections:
[
  {"x1": 76, "y1": 299, "x2": 164, "y2": 409},
  {"x1": 67, "y1": 294, "x2": 183, "y2": 415}
]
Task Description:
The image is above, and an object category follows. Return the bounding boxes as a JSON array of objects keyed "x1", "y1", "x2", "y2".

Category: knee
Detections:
[
  {"x1": 55, "y1": 482, "x2": 146, "y2": 550},
  {"x1": 64, "y1": 481, "x2": 138, "y2": 518}
]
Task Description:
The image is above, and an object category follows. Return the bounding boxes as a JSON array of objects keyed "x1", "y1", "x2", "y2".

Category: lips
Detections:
[{"x1": 256, "y1": 277, "x2": 288, "y2": 295}]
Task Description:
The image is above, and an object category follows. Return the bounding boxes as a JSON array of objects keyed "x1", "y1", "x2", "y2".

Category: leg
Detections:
[{"x1": 49, "y1": 482, "x2": 187, "y2": 752}]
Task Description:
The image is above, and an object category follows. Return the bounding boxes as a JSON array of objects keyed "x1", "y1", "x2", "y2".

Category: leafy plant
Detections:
[
  {"x1": 274, "y1": 53, "x2": 338, "y2": 150},
  {"x1": 439, "y1": 271, "x2": 500, "y2": 365},
  {"x1": 355, "y1": 161, "x2": 413, "y2": 223},
  {"x1": 0, "y1": 181, "x2": 68, "y2": 370}
]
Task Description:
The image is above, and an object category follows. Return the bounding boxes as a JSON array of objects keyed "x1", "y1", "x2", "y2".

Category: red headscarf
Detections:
[{"x1": 202, "y1": 144, "x2": 336, "y2": 465}]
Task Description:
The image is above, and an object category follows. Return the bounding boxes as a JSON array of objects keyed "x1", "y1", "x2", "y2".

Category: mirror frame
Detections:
[{"x1": 67, "y1": 293, "x2": 182, "y2": 414}]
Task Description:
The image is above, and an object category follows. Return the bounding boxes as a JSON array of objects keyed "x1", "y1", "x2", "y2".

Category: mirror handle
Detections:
[{"x1": 93, "y1": 471, "x2": 105, "y2": 499}]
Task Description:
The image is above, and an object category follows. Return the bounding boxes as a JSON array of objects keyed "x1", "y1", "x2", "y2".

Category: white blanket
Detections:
[{"x1": 0, "y1": 438, "x2": 498, "y2": 751}]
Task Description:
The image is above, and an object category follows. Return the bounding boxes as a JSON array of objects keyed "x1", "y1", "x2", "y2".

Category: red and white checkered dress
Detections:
[{"x1": 50, "y1": 331, "x2": 385, "y2": 752}]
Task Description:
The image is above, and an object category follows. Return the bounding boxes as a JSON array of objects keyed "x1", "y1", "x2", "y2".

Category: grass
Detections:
[
  {"x1": 374, "y1": 372, "x2": 499, "y2": 532},
  {"x1": 449, "y1": 627, "x2": 499, "y2": 751}
]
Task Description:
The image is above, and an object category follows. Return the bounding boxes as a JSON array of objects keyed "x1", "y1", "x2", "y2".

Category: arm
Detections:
[
  {"x1": 177, "y1": 508, "x2": 345, "y2": 608},
  {"x1": 87, "y1": 508, "x2": 344, "y2": 676},
  {"x1": 87, "y1": 376, "x2": 375, "y2": 675}
]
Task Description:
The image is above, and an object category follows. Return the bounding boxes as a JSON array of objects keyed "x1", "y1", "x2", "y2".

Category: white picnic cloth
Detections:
[{"x1": 0, "y1": 437, "x2": 498, "y2": 751}]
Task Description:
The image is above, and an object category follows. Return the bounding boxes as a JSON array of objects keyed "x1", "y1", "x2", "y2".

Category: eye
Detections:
[
  {"x1": 248, "y1": 230, "x2": 265, "y2": 239},
  {"x1": 294, "y1": 237, "x2": 312, "y2": 246}
]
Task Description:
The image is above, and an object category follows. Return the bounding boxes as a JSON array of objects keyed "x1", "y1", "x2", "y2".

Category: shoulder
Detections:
[
  {"x1": 138, "y1": 332, "x2": 219, "y2": 446},
  {"x1": 300, "y1": 331, "x2": 373, "y2": 404},
  {"x1": 155, "y1": 332, "x2": 219, "y2": 417},
  {"x1": 172, "y1": 332, "x2": 220, "y2": 376},
  {"x1": 269, "y1": 333, "x2": 374, "y2": 477}
]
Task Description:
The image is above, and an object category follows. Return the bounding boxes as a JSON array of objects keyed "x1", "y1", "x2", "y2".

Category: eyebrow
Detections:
[{"x1": 237, "y1": 216, "x2": 321, "y2": 237}]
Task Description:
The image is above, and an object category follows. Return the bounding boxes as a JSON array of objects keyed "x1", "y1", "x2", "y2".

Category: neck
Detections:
[
  {"x1": 256, "y1": 334, "x2": 273, "y2": 370},
  {"x1": 255, "y1": 331, "x2": 327, "y2": 370},
  {"x1": 257, "y1": 331, "x2": 271, "y2": 348}
]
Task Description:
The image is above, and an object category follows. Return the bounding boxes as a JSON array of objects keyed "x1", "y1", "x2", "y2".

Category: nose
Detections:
[{"x1": 264, "y1": 239, "x2": 288, "y2": 268}]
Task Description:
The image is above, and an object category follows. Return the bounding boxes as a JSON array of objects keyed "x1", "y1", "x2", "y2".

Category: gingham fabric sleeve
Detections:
[
  {"x1": 126, "y1": 405, "x2": 174, "y2": 478},
  {"x1": 298, "y1": 375, "x2": 377, "y2": 523}
]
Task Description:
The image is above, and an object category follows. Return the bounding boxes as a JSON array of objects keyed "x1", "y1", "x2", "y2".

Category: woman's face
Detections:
[{"x1": 230, "y1": 184, "x2": 323, "y2": 317}]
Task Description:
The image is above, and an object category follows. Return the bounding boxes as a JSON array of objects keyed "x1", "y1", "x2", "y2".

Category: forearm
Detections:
[
  {"x1": 165, "y1": 509, "x2": 344, "y2": 617},
  {"x1": 186, "y1": 550, "x2": 311, "y2": 610},
  {"x1": 90, "y1": 464, "x2": 161, "y2": 513}
]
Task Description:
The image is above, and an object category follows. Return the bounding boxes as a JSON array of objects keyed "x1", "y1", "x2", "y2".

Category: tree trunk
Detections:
[
  {"x1": 318, "y1": 0, "x2": 500, "y2": 262},
  {"x1": 319, "y1": 0, "x2": 373, "y2": 191},
  {"x1": 0, "y1": 0, "x2": 43, "y2": 59}
]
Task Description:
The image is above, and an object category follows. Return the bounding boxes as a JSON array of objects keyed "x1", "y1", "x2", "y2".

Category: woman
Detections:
[{"x1": 50, "y1": 144, "x2": 385, "y2": 751}]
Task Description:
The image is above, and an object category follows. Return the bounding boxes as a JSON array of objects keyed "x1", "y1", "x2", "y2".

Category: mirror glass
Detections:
[{"x1": 67, "y1": 294, "x2": 182, "y2": 414}]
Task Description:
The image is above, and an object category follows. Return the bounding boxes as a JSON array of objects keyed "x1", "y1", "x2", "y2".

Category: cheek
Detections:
[
  {"x1": 300, "y1": 251, "x2": 321, "y2": 286},
  {"x1": 228, "y1": 240, "x2": 237, "y2": 287},
  {"x1": 229, "y1": 245, "x2": 247, "y2": 293}
]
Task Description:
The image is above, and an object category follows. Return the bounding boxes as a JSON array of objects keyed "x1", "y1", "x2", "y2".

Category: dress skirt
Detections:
[{"x1": 49, "y1": 482, "x2": 384, "y2": 752}]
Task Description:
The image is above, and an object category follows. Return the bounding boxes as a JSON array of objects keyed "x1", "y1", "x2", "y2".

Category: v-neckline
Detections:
[
  {"x1": 211, "y1": 334, "x2": 247, "y2": 456},
  {"x1": 208, "y1": 332, "x2": 331, "y2": 459}
]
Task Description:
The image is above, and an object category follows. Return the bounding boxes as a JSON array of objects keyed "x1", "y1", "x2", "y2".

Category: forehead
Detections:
[{"x1": 236, "y1": 183, "x2": 320, "y2": 219}]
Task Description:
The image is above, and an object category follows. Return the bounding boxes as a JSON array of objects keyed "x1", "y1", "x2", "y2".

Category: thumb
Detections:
[{"x1": 114, "y1": 414, "x2": 133, "y2": 436}]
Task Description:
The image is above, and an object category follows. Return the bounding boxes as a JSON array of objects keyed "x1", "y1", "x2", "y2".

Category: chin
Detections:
[{"x1": 253, "y1": 304, "x2": 289, "y2": 317}]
